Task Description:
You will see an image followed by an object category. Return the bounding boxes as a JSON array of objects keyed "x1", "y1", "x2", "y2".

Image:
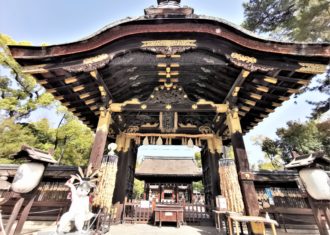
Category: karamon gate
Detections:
[{"x1": 9, "y1": 0, "x2": 330, "y2": 220}]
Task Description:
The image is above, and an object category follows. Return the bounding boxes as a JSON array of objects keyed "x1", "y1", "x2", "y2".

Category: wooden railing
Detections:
[
  {"x1": 183, "y1": 203, "x2": 213, "y2": 225},
  {"x1": 120, "y1": 201, "x2": 213, "y2": 225},
  {"x1": 122, "y1": 202, "x2": 153, "y2": 224}
]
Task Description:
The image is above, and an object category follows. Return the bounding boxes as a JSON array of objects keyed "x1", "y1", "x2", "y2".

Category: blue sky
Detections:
[{"x1": 0, "y1": 0, "x2": 327, "y2": 165}]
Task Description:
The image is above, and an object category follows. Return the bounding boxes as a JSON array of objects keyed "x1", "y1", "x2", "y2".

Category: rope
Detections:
[{"x1": 87, "y1": 209, "x2": 102, "y2": 231}]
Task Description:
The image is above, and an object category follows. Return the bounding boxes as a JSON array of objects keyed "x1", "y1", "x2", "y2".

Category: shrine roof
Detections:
[
  {"x1": 135, "y1": 157, "x2": 202, "y2": 178},
  {"x1": 8, "y1": 4, "x2": 330, "y2": 139}
]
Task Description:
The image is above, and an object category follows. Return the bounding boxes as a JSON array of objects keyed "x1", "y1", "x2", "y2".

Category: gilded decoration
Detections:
[
  {"x1": 65, "y1": 54, "x2": 111, "y2": 73},
  {"x1": 296, "y1": 63, "x2": 327, "y2": 74},
  {"x1": 141, "y1": 40, "x2": 197, "y2": 55},
  {"x1": 230, "y1": 53, "x2": 257, "y2": 64},
  {"x1": 226, "y1": 108, "x2": 242, "y2": 134},
  {"x1": 141, "y1": 40, "x2": 196, "y2": 47},
  {"x1": 228, "y1": 52, "x2": 273, "y2": 72}
]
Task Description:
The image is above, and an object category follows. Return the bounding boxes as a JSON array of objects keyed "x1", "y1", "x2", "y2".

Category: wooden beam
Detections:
[
  {"x1": 224, "y1": 70, "x2": 250, "y2": 104},
  {"x1": 21, "y1": 53, "x2": 111, "y2": 74},
  {"x1": 90, "y1": 70, "x2": 113, "y2": 100}
]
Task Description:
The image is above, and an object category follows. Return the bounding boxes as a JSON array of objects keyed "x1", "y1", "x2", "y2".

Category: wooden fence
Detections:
[
  {"x1": 184, "y1": 203, "x2": 213, "y2": 225},
  {"x1": 119, "y1": 202, "x2": 213, "y2": 225}
]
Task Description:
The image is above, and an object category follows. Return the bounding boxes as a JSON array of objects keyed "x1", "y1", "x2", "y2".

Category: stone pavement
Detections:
[{"x1": 20, "y1": 222, "x2": 320, "y2": 235}]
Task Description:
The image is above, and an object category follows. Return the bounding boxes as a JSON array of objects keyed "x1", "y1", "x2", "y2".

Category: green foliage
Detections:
[
  {"x1": 0, "y1": 116, "x2": 93, "y2": 166},
  {"x1": 0, "y1": 34, "x2": 94, "y2": 166},
  {"x1": 242, "y1": 0, "x2": 295, "y2": 36},
  {"x1": 257, "y1": 160, "x2": 281, "y2": 171},
  {"x1": 261, "y1": 138, "x2": 282, "y2": 169},
  {"x1": 242, "y1": 0, "x2": 330, "y2": 42},
  {"x1": 133, "y1": 179, "x2": 145, "y2": 199},
  {"x1": 194, "y1": 151, "x2": 202, "y2": 167},
  {"x1": 192, "y1": 180, "x2": 204, "y2": 193},
  {"x1": 0, "y1": 118, "x2": 36, "y2": 163},
  {"x1": 253, "y1": 119, "x2": 329, "y2": 169},
  {"x1": 316, "y1": 120, "x2": 330, "y2": 156},
  {"x1": 252, "y1": 135, "x2": 283, "y2": 170},
  {"x1": 0, "y1": 34, "x2": 55, "y2": 120},
  {"x1": 242, "y1": 0, "x2": 330, "y2": 117},
  {"x1": 55, "y1": 116, "x2": 93, "y2": 166},
  {"x1": 276, "y1": 120, "x2": 323, "y2": 157}
]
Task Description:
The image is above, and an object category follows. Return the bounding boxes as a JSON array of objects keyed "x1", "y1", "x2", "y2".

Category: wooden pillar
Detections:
[
  {"x1": 112, "y1": 136, "x2": 137, "y2": 204},
  {"x1": 89, "y1": 107, "x2": 112, "y2": 169},
  {"x1": 226, "y1": 108, "x2": 259, "y2": 217},
  {"x1": 160, "y1": 185, "x2": 164, "y2": 202},
  {"x1": 308, "y1": 197, "x2": 330, "y2": 235},
  {"x1": 201, "y1": 148, "x2": 212, "y2": 206},
  {"x1": 202, "y1": 138, "x2": 221, "y2": 208},
  {"x1": 210, "y1": 151, "x2": 221, "y2": 197}
]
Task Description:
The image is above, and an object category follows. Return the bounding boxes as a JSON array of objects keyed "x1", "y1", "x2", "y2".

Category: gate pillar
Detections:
[
  {"x1": 89, "y1": 107, "x2": 112, "y2": 169},
  {"x1": 226, "y1": 108, "x2": 259, "y2": 217},
  {"x1": 112, "y1": 135, "x2": 137, "y2": 204}
]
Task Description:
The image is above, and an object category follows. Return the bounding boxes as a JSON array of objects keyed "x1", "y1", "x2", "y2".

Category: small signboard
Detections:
[
  {"x1": 216, "y1": 195, "x2": 227, "y2": 211},
  {"x1": 265, "y1": 188, "x2": 275, "y2": 206},
  {"x1": 165, "y1": 212, "x2": 173, "y2": 216}
]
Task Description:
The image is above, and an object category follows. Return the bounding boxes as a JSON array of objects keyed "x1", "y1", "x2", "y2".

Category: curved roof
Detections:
[
  {"x1": 8, "y1": 4, "x2": 330, "y2": 139},
  {"x1": 135, "y1": 158, "x2": 202, "y2": 178}
]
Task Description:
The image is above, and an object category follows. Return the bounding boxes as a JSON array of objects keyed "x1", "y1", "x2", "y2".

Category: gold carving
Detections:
[
  {"x1": 297, "y1": 63, "x2": 327, "y2": 74},
  {"x1": 242, "y1": 70, "x2": 250, "y2": 78},
  {"x1": 230, "y1": 52, "x2": 257, "y2": 64},
  {"x1": 165, "y1": 104, "x2": 172, "y2": 110},
  {"x1": 96, "y1": 108, "x2": 112, "y2": 132},
  {"x1": 83, "y1": 54, "x2": 109, "y2": 65},
  {"x1": 126, "y1": 126, "x2": 139, "y2": 133},
  {"x1": 199, "y1": 126, "x2": 213, "y2": 134},
  {"x1": 110, "y1": 98, "x2": 141, "y2": 112},
  {"x1": 264, "y1": 76, "x2": 278, "y2": 84},
  {"x1": 196, "y1": 99, "x2": 228, "y2": 113},
  {"x1": 226, "y1": 108, "x2": 242, "y2": 134},
  {"x1": 141, "y1": 40, "x2": 197, "y2": 47},
  {"x1": 179, "y1": 123, "x2": 197, "y2": 128},
  {"x1": 232, "y1": 87, "x2": 241, "y2": 97}
]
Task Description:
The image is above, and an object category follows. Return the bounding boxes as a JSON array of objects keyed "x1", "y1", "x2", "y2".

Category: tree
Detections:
[
  {"x1": 192, "y1": 180, "x2": 204, "y2": 193},
  {"x1": 261, "y1": 138, "x2": 282, "y2": 169},
  {"x1": 0, "y1": 114, "x2": 93, "y2": 166},
  {"x1": 242, "y1": 0, "x2": 330, "y2": 117},
  {"x1": 194, "y1": 151, "x2": 202, "y2": 168},
  {"x1": 0, "y1": 34, "x2": 54, "y2": 120},
  {"x1": 54, "y1": 115, "x2": 93, "y2": 166},
  {"x1": 0, "y1": 34, "x2": 94, "y2": 166},
  {"x1": 243, "y1": 0, "x2": 330, "y2": 42},
  {"x1": 316, "y1": 119, "x2": 330, "y2": 156},
  {"x1": 276, "y1": 120, "x2": 323, "y2": 157},
  {"x1": 133, "y1": 179, "x2": 145, "y2": 199},
  {"x1": 251, "y1": 135, "x2": 283, "y2": 170},
  {"x1": 0, "y1": 118, "x2": 36, "y2": 163}
]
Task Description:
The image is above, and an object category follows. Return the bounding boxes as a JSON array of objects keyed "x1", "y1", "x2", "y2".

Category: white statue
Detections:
[{"x1": 57, "y1": 166, "x2": 98, "y2": 234}]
